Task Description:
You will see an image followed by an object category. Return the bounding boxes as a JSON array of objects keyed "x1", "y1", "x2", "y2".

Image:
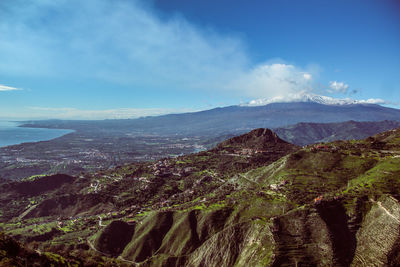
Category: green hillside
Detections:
[{"x1": 1, "y1": 128, "x2": 400, "y2": 266}]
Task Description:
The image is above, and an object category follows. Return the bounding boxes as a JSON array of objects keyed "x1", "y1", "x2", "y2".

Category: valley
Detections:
[
  {"x1": 0, "y1": 131, "x2": 209, "y2": 180},
  {"x1": 1, "y1": 118, "x2": 399, "y2": 181}
]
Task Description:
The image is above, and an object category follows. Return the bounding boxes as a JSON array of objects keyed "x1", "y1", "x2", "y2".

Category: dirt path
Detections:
[
  {"x1": 377, "y1": 201, "x2": 400, "y2": 223},
  {"x1": 87, "y1": 239, "x2": 102, "y2": 254},
  {"x1": 239, "y1": 173, "x2": 261, "y2": 186},
  {"x1": 98, "y1": 215, "x2": 106, "y2": 227},
  {"x1": 117, "y1": 256, "x2": 138, "y2": 266},
  {"x1": 87, "y1": 238, "x2": 138, "y2": 265},
  {"x1": 18, "y1": 204, "x2": 38, "y2": 220},
  {"x1": 91, "y1": 180, "x2": 100, "y2": 193},
  {"x1": 370, "y1": 198, "x2": 400, "y2": 223}
]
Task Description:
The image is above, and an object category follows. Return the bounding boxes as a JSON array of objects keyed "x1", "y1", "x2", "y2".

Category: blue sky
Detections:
[{"x1": 0, "y1": 0, "x2": 399, "y2": 119}]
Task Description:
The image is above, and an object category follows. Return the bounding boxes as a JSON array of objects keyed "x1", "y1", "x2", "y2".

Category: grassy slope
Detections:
[{"x1": 1, "y1": 128, "x2": 400, "y2": 265}]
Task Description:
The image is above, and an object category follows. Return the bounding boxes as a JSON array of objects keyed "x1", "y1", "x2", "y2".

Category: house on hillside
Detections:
[{"x1": 311, "y1": 144, "x2": 338, "y2": 152}]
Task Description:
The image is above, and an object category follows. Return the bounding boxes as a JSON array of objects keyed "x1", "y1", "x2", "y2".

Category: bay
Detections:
[{"x1": 0, "y1": 121, "x2": 74, "y2": 148}]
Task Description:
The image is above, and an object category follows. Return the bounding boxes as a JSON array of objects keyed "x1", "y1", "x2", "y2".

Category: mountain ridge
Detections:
[
  {"x1": 21, "y1": 102, "x2": 400, "y2": 136},
  {"x1": 275, "y1": 120, "x2": 400, "y2": 146}
]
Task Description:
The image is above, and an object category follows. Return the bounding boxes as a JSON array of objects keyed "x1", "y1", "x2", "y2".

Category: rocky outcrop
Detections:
[
  {"x1": 185, "y1": 220, "x2": 274, "y2": 267},
  {"x1": 119, "y1": 208, "x2": 235, "y2": 264},
  {"x1": 271, "y1": 208, "x2": 334, "y2": 267},
  {"x1": 351, "y1": 195, "x2": 400, "y2": 267},
  {"x1": 93, "y1": 207, "x2": 275, "y2": 267}
]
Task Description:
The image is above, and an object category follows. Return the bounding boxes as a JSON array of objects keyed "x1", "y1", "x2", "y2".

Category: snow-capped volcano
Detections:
[{"x1": 242, "y1": 92, "x2": 386, "y2": 106}]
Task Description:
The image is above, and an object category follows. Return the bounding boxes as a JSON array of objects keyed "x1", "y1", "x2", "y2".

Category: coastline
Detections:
[{"x1": 0, "y1": 121, "x2": 75, "y2": 148}]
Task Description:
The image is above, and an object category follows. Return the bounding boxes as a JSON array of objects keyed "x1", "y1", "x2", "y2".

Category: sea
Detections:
[{"x1": 0, "y1": 120, "x2": 74, "y2": 148}]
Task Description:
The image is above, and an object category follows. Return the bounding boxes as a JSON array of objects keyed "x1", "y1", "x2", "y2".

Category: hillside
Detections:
[
  {"x1": 0, "y1": 231, "x2": 75, "y2": 266},
  {"x1": 1, "y1": 128, "x2": 400, "y2": 265},
  {"x1": 275, "y1": 120, "x2": 400, "y2": 146}
]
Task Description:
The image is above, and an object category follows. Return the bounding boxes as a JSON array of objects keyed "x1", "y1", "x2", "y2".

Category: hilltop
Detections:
[
  {"x1": 215, "y1": 128, "x2": 290, "y2": 150},
  {"x1": 1, "y1": 127, "x2": 400, "y2": 265}
]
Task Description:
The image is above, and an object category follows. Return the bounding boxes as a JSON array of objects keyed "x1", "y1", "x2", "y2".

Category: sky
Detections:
[{"x1": 0, "y1": 0, "x2": 399, "y2": 119}]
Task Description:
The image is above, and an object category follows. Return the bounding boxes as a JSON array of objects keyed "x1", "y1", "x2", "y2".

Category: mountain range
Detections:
[
  {"x1": 1, "y1": 99, "x2": 399, "y2": 180},
  {"x1": 22, "y1": 99, "x2": 400, "y2": 136}
]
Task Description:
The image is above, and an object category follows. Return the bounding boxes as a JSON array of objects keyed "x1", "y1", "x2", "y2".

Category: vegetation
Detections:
[{"x1": 1, "y1": 127, "x2": 400, "y2": 265}]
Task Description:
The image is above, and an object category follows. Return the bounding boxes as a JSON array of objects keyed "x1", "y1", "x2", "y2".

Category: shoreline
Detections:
[{"x1": 0, "y1": 121, "x2": 75, "y2": 148}]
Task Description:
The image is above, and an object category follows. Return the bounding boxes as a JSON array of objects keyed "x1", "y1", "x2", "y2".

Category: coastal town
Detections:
[{"x1": 0, "y1": 131, "x2": 208, "y2": 180}]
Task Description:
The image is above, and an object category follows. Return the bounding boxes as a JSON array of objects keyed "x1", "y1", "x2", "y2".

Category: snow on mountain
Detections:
[{"x1": 242, "y1": 92, "x2": 386, "y2": 106}]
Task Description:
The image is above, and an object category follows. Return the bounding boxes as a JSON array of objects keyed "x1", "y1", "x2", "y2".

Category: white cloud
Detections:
[
  {"x1": 328, "y1": 81, "x2": 349, "y2": 93},
  {"x1": 27, "y1": 106, "x2": 196, "y2": 120},
  {"x1": 228, "y1": 63, "x2": 315, "y2": 99},
  {"x1": 22, "y1": 95, "x2": 392, "y2": 119},
  {"x1": 0, "y1": 1, "x2": 317, "y2": 101},
  {"x1": 0, "y1": 84, "x2": 19, "y2": 91},
  {"x1": 243, "y1": 92, "x2": 389, "y2": 106},
  {"x1": 11, "y1": 94, "x2": 391, "y2": 120},
  {"x1": 356, "y1": 98, "x2": 386, "y2": 104},
  {"x1": 2, "y1": 0, "x2": 388, "y2": 116},
  {"x1": 303, "y1": 73, "x2": 312, "y2": 80},
  {"x1": 0, "y1": 0, "x2": 246, "y2": 90}
]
